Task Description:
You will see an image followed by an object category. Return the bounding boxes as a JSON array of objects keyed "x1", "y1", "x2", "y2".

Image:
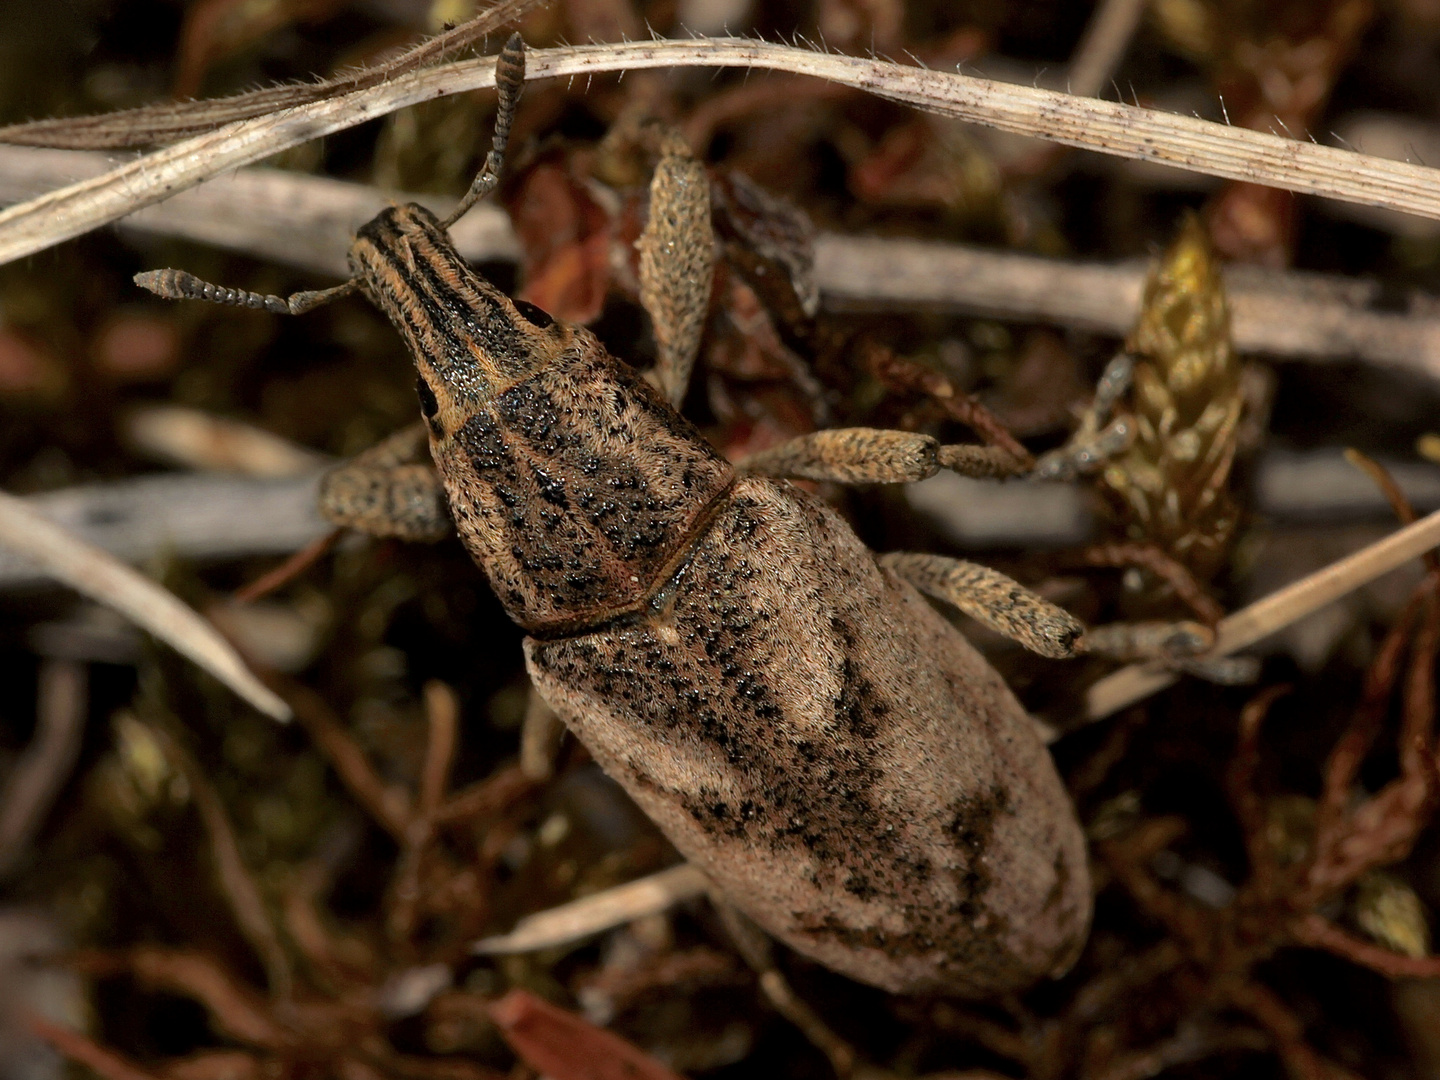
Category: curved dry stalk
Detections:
[
  {"x1": 154, "y1": 728, "x2": 294, "y2": 999},
  {"x1": 0, "y1": 660, "x2": 86, "y2": 876},
  {"x1": 1065, "y1": 0, "x2": 1148, "y2": 99},
  {"x1": 1083, "y1": 508, "x2": 1440, "y2": 723},
  {"x1": 4, "y1": 37, "x2": 1440, "y2": 266},
  {"x1": 0, "y1": 489, "x2": 289, "y2": 720},
  {"x1": 472, "y1": 863, "x2": 708, "y2": 955}
]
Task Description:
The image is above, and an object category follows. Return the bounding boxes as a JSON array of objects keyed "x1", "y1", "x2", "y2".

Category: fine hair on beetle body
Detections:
[{"x1": 137, "y1": 32, "x2": 1110, "y2": 998}]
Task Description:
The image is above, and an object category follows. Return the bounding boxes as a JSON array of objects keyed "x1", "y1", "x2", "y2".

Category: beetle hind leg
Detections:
[
  {"x1": 881, "y1": 552, "x2": 1087, "y2": 659},
  {"x1": 318, "y1": 422, "x2": 451, "y2": 541}
]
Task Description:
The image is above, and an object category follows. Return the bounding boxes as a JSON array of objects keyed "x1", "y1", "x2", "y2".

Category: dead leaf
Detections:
[{"x1": 488, "y1": 988, "x2": 685, "y2": 1080}]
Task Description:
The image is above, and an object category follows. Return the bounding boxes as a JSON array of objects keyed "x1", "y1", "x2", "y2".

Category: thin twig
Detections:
[
  {"x1": 6, "y1": 38, "x2": 1440, "y2": 266},
  {"x1": 1226, "y1": 980, "x2": 1359, "y2": 1080},
  {"x1": 72, "y1": 947, "x2": 288, "y2": 1048},
  {"x1": 0, "y1": 0, "x2": 541, "y2": 149},
  {"x1": 1089, "y1": 1025, "x2": 1271, "y2": 1080},
  {"x1": 232, "y1": 527, "x2": 342, "y2": 604},
  {"x1": 26, "y1": 1013, "x2": 164, "y2": 1080},
  {"x1": 0, "y1": 659, "x2": 86, "y2": 877},
  {"x1": 472, "y1": 863, "x2": 709, "y2": 955},
  {"x1": 0, "y1": 489, "x2": 289, "y2": 720},
  {"x1": 518, "y1": 688, "x2": 566, "y2": 781},
  {"x1": 1313, "y1": 591, "x2": 1421, "y2": 851},
  {"x1": 122, "y1": 405, "x2": 326, "y2": 478},
  {"x1": 866, "y1": 343, "x2": 1032, "y2": 464},
  {"x1": 1344, "y1": 448, "x2": 1437, "y2": 573},
  {"x1": 1226, "y1": 685, "x2": 1291, "y2": 898},
  {"x1": 1065, "y1": 0, "x2": 1149, "y2": 100},
  {"x1": 819, "y1": 236, "x2": 1440, "y2": 382},
  {"x1": 386, "y1": 681, "x2": 462, "y2": 944},
  {"x1": 0, "y1": 470, "x2": 332, "y2": 589},
  {"x1": 282, "y1": 681, "x2": 412, "y2": 841},
  {"x1": 1290, "y1": 913, "x2": 1440, "y2": 979},
  {"x1": 1074, "y1": 541, "x2": 1225, "y2": 625},
  {"x1": 419, "y1": 682, "x2": 459, "y2": 820},
  {"x1": 1083, "y1": 508, "x2": 1440, "y2": 723},
  {"x1": 155, "y1": 730, "x2": 294, "y2": 1000}
]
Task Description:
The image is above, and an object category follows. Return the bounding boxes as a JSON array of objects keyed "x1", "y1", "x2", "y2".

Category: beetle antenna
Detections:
[
  {"x1": 134, "y1": 269, "x2": 359, "y2": 315},
  {"x1": 441, "y1": 32, "x2": 526, "y2": 230}
]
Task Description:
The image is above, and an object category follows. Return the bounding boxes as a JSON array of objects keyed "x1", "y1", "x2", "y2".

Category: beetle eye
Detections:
[
  {"x1": 415, "y1": 375, "x2": 440, "y2": 418},
  {"x1": 512, "y1": 299, "x2": 554, "y2": 329}
]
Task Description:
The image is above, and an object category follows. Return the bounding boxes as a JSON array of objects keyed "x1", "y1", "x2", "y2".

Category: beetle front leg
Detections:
[
  {"x1": 318, "y1": 422, "x2": 451, "y2": 541},
  {"x1": 739, "y1": 428, "x2": 1027, "y2": 484}
]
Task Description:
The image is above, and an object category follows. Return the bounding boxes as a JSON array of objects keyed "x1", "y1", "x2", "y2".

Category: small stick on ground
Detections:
[
  {"x1": 155, "y1": 730, "x2": 294, "y2": 1000},
  {"x1": 0, "y1": 659, "x2": 86, "y2": 877},
  {"x1": 473, "y1": 863, "x2": 709, "y2": 955},
  {"x1": 282, "y1": 680, "x2": 412, "y2": 841},
  {"x1": 233, "y1": 528, "x2": 342, "y2": 604}
]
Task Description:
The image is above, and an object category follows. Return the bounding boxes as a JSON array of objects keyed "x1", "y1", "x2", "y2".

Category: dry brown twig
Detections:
[
  {"x1": 5, "y1": 36, "x2": 1440, "y2": 265},
  {"x1": 154, "y1": 728, "x2": 295, "y2": 999},
  {"x1": 1064, "y1": 0, "x2": 1148, "y2": 99},
  {"x1": 0, "y1": 659, "x2": 86, "y2": 876}
]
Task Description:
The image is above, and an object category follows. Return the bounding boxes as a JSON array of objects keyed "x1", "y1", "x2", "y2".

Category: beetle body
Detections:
[{"x1": 350, "y1": 203, "x2": 1091, "y2": 996}]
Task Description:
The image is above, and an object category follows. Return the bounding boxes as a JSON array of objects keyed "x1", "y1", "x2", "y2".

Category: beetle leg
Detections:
[
  {"x1": 637, "y1": 125, "x2": 716, "y2": 408},
  {"x1": 739, "y1": 428, "x2": 1028, "y2": 484},
  {"x1": 317, "y1": 422, "x2": 451, "y2": 541},
  {"x1": 882, "y1": 551, "x2": 1086, "y2": 659}
]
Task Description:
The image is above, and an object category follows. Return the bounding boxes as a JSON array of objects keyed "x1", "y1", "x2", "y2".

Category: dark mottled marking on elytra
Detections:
[
  {"x1": 946, "y1": 784, "x2": 1012, "y2": 920},
  {"x1": 527, "y1": 476, "x2": 1091, "y2": 996}
]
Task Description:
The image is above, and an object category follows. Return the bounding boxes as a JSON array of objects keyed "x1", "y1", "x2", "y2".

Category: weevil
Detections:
[{"x1": 135, "y1": 35, "x2": 1126, "y2": 997}]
